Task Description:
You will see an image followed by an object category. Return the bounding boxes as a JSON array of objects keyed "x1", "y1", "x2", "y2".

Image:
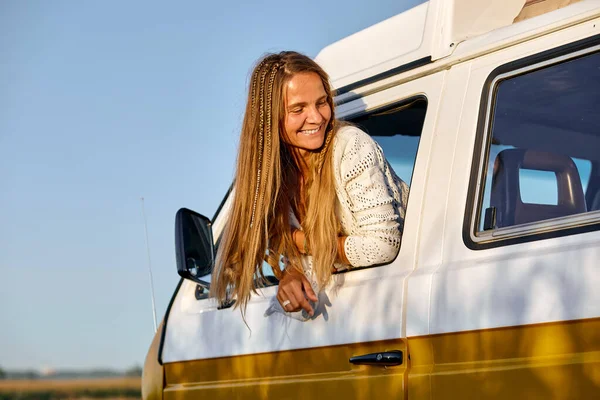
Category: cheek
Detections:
[
  {"x1": 323, "y1": 105, "x2": 332, "y2": 122},
  {"x1": 285, "y1": 115, "x2": 300, "y2": 134},
  {"x1": 282, "y1": 116, "x2": 295, "y2": 143}
]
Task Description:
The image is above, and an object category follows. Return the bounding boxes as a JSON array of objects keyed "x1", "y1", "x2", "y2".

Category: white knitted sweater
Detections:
[
  {"x1": 333, "y1": 125, "x2": 409, "y2": 268},
  {"x1": 291, "y1": 125, "x2": 408, "y2": 274},
  {"x1": 269, "y1": 126, "x2": 409, "y2": 320}
]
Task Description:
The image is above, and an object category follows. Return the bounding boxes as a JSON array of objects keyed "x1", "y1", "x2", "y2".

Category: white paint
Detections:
[
  {"x1": 429, "y1": 234, "x2": 600, "y2": 335},
  {"x1": 404, "y1": 62, "x2": 473, "y2": 338},
  {"x1": 405, "y1": 266, "x2": 434, "y2": 337},
  {"x1": 163, "y1": 269, "x2": 408, "y2": 363},
  {"x1": 316, "y1": 0, "x2": 535, "y2": 90},
  {"x1": 429, "y1": 0, "x2": 527, "y2": 60},
  {"x1": 212, "y1": 188, "x2": 233, "y2": 239},
  {"x1": 316, "y1": 2, "x2": 430, "y2": 90},
  {"x1": 429, "y1": 18, "x2": 600, "y2": 335},
  {"x1": 332, "y1": 1, "x2": 599, "y2": 105}
]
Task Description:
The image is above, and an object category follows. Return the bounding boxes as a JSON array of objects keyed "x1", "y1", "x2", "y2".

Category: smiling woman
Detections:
[{"x1": 210, "y1": 51, "x2": 408, "y2": 318}]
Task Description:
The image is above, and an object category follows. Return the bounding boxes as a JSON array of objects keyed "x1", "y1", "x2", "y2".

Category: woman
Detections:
[{"x1": 211, "y1": 51, "x2": 408, "y2": 317}]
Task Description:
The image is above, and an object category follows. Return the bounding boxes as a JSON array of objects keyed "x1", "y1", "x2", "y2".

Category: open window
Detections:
[{"x1": 255, "y1": 96, "x2": 428, "y2": 283}]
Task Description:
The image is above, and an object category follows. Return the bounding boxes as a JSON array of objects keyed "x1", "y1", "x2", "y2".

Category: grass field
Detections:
[{"x1": 0, "y1": 377, "x2": 141, "y2": 399}]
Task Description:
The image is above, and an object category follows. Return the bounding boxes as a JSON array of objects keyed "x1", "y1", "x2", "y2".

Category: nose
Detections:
[{"x1": 306, "y1": 105, "x2": 324, "y2": 124}]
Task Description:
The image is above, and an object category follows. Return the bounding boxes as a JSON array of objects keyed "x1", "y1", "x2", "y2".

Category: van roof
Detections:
[{"x1": 315, "y1": 0, "x2": 588, "y2": 93}]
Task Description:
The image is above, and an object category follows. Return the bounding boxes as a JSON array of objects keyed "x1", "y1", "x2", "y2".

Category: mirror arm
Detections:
[{"x1": 196, "y1": 279, "x2": 210, "y2": 289}]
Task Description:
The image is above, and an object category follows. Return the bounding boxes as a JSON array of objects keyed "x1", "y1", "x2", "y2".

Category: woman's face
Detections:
[{"x1": 282, "y1": 72, "x2": 331, "y2": 158}]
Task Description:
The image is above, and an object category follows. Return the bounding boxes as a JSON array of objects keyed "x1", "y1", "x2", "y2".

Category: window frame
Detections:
[
  {"x1": 463, "y1": 33, "x2": 600, "y2": 250},
  {"x1": 237, "y1": 95, "x2": 430, "y2": 285}
]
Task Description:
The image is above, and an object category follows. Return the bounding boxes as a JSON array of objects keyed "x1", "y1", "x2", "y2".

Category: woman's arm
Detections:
[
  {"x1": 337, "y1": 128, "x2": 408, "y2": 267},
  {"x1": 292, "y1": 229, "x2": 350, "y2": 264}
]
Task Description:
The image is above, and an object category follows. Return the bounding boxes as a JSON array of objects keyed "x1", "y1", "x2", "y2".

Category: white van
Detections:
[{"x1": 142, "y1": 0, "x2": 600, "y2": 398}]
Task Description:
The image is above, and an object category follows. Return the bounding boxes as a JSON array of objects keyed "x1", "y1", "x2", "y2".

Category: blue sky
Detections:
[{"x1": 0, "y1": 0, "x2": 424, "y2": 370}]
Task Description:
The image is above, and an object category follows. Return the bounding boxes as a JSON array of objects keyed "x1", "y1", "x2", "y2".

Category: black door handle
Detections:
[{"x1": 349, "y1": 350, "x2": 403, "y2": 366}]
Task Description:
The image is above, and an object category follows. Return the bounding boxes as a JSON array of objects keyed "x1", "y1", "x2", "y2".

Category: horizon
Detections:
[{"x1": 0, "y1": 365, "x2": 142, "y2": 379}]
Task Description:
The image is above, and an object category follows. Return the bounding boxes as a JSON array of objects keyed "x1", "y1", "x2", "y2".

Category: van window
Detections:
[
  {"x1": 475, "y1": 50, "x2": 600, "y2": 235},
  {"x1": 257, "y1": 97, "x2": 427, "y2": 283}
]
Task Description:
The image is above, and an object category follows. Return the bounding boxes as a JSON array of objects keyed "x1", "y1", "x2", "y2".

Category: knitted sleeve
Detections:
[{"x1": 337, "y1": 127, "x2": 408, "y2": 267}]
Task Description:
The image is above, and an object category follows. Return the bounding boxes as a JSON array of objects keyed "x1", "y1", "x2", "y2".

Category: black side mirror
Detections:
[{"x1": 175, "y1": 208, "x2": 214, "y2": 287}]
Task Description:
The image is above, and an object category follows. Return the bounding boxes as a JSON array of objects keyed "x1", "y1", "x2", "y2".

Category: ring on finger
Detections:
[{"x1": 282, "y1": 299, "x2": 291, "y2": 308}]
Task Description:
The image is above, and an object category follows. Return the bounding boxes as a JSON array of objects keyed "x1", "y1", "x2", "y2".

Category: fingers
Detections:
[
  {"x1": 277, "y1": 287, "x2": 298, "y2": 311},
  {"x1": 276, "y1": 270, "x2": 315, "y2": 316},
  {"x1": 276, "y1": 274, "x2": 297, "y2": 311},
  {"x1": 296, "y1": 294, "x2": 314, "y2": 317},
  {"x1": 277, "y1": 281, "x2": 304, "y2": 312},
  {"x1": 302, "y1": 277, "x2": 318, "y2": 303}
]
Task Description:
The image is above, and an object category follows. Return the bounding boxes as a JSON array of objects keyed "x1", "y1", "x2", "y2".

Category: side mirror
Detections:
[{"x1": 174, "y1": 208, "x2": 215, "y2": 287}]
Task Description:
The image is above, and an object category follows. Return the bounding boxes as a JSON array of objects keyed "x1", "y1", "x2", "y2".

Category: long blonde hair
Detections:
[{"x1": 211, "y1": 51, "x2": 340, "y2": 312}]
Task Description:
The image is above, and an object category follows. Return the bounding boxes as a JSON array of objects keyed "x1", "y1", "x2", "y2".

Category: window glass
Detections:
[
  {"x1": 374, "y1": 136, "x2": 420, "y2": 185},
  {"x1": 519, "y1": 169, "x2": 558, "y2": 205},
  {"x1": 477, "y1": 51, "x2": 600, "y2": 232},
  {"x1": 574, "y1": 158, "x2": 592, "y2": 192}
]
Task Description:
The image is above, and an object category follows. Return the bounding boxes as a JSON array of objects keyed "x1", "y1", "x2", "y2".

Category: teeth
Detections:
[{"x1": 300, "y1": 126, "x2": 320, "y2": 135}]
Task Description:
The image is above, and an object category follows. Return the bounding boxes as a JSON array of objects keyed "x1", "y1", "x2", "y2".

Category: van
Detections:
[{"x1": 142, "y1": 0, "x2": 600, "y2": 398}]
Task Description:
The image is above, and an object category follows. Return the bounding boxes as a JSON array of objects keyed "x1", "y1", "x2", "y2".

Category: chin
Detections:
[{"x1": 304, "y1": 137, "x2": 326, "y2": 151}]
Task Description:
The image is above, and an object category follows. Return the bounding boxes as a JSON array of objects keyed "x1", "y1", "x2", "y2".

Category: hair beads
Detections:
[
  {"x1": 250, "y1": 61, "x2": 279, "y2": 228},
  {"x1": 249, "y1": 59, "x2": 266, "y2": 121},
  {"x1": 264, "y1": 64, "x2": 279, "y2": 186}
]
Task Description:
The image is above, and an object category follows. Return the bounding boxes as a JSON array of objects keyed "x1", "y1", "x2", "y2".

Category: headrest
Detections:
[{"x1": 490, "y1": 148, "x2": 586, "y2": 228}]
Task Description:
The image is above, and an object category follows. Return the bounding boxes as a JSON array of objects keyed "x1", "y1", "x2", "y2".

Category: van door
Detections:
[
  {"x1": 159, "y1": 71, "x2": 445, "y2": 399},
  {"x1": 408, "y1": 19, "x2": 600, "y2": 399}
]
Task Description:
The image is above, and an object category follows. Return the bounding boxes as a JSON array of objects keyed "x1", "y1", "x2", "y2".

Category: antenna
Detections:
[{"x1": 140, "y1": 197, "x2": 158, "y2": 333}]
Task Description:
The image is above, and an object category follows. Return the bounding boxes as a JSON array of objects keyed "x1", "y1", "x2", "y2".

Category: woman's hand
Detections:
[{"x1": 277, "y1": 268, "x2": 317, "y2": 316}]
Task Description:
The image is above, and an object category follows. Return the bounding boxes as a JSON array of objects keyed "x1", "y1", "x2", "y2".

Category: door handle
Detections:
[{"x1": 349, "y1": 350, "x2": 403, "y2": 366}]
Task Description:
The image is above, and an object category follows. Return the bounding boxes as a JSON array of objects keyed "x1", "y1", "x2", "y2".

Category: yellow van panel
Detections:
[
  {"x1": 160, "y1": 318, "x2": 599, "y2": 398},
  {"x1": 164, "y1": 338, "x2": 407, "y2": 400},
  {"x1": 142, "y1": 320, "x2": 164, "y2": 400},
  {"x1": 408, "y1": 318, "x2": 600, "y2": 399}
]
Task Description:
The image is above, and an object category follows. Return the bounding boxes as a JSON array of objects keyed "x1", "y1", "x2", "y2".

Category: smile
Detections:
[{"x1": 299, "y1": 125, "x2": 322, "y2": 136}]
